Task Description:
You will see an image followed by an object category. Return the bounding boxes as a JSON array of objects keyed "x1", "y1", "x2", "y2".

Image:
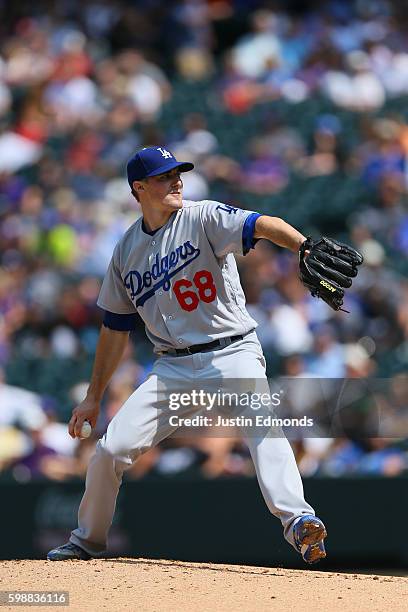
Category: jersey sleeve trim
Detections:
[
  {"x1": 102, "y1": 310, "x2": 138, "y2": 331},
  {"x1": 242, "y1": 212, "x2": 262, "y2": 255}
]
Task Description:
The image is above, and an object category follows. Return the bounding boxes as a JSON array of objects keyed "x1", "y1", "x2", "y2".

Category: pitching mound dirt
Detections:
[{"x1": 0, "y1": 559, "x2": 406, "y2": 611}]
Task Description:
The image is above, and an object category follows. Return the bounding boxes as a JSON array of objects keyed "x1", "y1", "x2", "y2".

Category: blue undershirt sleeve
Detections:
[
  {"x1": 242, "y1": 212, "x2": 262, "y2": 255},
  {"x1": 102, "y1": 310, "x2": 138, "y2": 331}
]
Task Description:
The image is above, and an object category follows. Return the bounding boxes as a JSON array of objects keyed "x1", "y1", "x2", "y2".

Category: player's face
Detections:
[{"x1": 144, "y1": 168, "x2": 184, "y2": 210}]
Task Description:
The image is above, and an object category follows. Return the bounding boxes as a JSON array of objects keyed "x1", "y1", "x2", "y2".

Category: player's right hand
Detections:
[{"x1": 69, "y1": 398, "x2": 100, "y2": 439}]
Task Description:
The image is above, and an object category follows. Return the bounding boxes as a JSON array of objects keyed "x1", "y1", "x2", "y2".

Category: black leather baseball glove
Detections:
[{"x1": 299, "y1": 236, "x2": 363, "y2": 311}]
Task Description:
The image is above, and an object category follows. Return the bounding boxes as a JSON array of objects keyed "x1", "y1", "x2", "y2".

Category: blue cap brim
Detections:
[{"x1": 146, "y1": 160, "x2": 194, "y2": 178}]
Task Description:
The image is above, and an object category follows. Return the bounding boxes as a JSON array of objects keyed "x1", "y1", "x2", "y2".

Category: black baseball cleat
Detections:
[{"x1": 47, "y1": 542, "x2": 92, "y2": 561}]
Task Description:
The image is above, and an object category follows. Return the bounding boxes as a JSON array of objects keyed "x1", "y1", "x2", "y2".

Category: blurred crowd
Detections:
[{"x1": 0, "y1": 0, "x2": 407, "y2": 481}]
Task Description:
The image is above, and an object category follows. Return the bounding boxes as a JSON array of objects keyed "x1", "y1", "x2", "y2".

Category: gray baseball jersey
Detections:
[{"x1": 97, "y1": 200, "x2": 260, "y2": 352}]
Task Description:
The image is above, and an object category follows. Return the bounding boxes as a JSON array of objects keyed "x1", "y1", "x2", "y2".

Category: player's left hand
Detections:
[{"x1": 299, "y1": 236, "x2": 363, "y2": 311}]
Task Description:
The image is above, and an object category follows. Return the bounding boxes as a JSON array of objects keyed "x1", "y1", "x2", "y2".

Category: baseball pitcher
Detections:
[{"x1": 48, "y1": 146, "x2": 362, "y2": 564}]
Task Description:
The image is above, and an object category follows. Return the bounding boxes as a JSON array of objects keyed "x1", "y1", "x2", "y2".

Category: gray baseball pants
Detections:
[{"x1": 70, "y1": 331, "x2": 314, "y2": 555}]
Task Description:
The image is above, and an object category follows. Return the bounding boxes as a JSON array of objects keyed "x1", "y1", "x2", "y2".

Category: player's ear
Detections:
[{"x1": 132, "y1": 180, "x2": 145, "y2": 193}]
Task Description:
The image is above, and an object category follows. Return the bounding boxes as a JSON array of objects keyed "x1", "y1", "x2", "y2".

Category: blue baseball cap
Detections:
[{"x1": 126, "y1": 146, "x2": 194, "y2": 187}]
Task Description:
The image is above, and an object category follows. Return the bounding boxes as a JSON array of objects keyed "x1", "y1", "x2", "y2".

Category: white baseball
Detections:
[{"x1": 80, "y1": 420, "x2": 92, "y2": 439}]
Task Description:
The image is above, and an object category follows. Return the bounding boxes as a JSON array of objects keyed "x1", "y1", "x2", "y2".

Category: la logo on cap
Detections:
[{"x1": 157, "y1": 148, "x2": 173, "y2": 159}]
